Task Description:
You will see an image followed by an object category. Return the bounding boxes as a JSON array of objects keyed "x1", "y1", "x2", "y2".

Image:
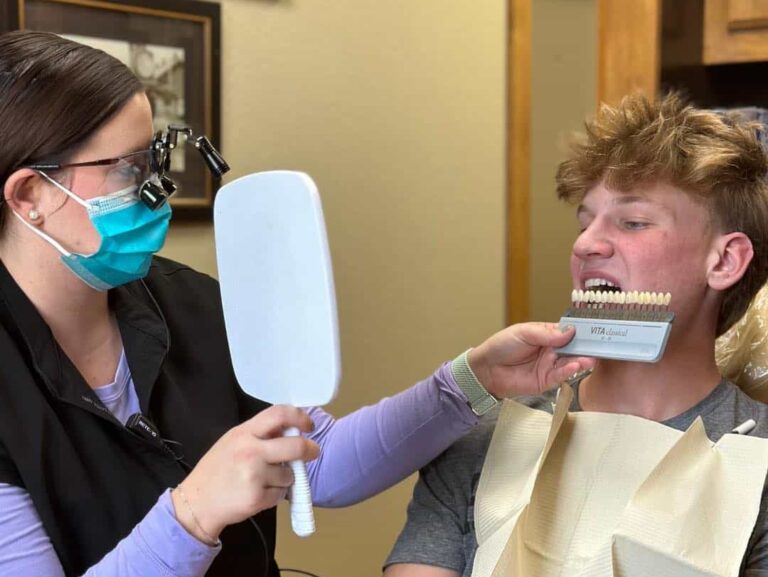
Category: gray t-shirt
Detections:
[{"x1": 386, "y1": 380, "x2": 768, "y2": 577}]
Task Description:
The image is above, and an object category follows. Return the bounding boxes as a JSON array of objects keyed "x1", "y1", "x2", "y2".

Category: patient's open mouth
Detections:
[{"x1": 584, "y1": 278, "x2": 621, "y2": 292}]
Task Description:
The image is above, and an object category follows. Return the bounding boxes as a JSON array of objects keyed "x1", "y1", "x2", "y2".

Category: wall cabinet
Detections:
[
  {"x1": 599, "y1": 0, "x2": 768, "y2": 108},
  {"x1": 705, "y1": 0, "x2": 768, "y2": 64}
]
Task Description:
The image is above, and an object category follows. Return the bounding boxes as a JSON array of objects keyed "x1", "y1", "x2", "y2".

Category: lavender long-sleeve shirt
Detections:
[{"x1": 0, "y1": 352, "x2": 479, "y2": 577}]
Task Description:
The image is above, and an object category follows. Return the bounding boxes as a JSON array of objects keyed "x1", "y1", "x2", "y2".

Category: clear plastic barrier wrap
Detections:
[{"x1": 716, "y1": 284, "x2": 768, "y2": 402}]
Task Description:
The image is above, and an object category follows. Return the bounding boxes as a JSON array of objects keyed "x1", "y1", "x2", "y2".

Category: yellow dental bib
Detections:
[{"x1": 472, "y1": 385, "x2": 768, "y2": 577}]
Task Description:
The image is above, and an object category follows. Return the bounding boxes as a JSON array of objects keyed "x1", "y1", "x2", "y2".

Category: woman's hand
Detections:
[
  {"x1": 468, "y1": 322, "x2": 595, "y2": 399},
  {"x1": 171, "y1": 405, "x2": 319, "y2": 544}
]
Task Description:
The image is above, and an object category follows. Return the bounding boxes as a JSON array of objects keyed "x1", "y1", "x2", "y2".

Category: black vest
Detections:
[{"x1": 0, "y1": 257, "x2": 279, "y2": 576}]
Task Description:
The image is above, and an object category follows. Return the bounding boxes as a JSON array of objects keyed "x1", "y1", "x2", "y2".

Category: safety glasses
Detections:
[
  {"x1": 26, "y1": 148, "x2": 167, "y2": 194},
  {"x1": 26, "y1": 148, "x2": 178, "y2": 209},
  {"x1": 21, "y1": 124, "x2": 229, "y2": 210}
]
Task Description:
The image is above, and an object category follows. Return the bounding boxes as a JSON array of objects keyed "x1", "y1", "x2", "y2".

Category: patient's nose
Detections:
[{"x1": 572, "y1": 222, "x2": 614, "y2": 260}]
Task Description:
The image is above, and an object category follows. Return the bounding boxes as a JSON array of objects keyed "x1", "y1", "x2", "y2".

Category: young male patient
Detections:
[{"x1": 384, "y1": 93, "x2": 768, "y2": 577}]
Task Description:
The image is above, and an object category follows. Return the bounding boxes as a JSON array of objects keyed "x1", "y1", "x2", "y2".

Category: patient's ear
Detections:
[{"x1": 707, "y1": 232, "x2": 753, "y2": 291}]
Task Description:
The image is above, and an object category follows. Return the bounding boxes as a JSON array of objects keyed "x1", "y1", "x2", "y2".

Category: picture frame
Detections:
[{"x1": 1, "y1": 0, "x2": 222, "y2": 219}]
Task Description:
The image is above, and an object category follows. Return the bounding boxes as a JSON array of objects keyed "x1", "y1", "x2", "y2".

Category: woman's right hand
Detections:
[
  {"x1": 171, "y1": 405, "x2": 319, "y2": 544},
  {"x1": 468, "y1": 322, "x2": 596, "y2": 399}
]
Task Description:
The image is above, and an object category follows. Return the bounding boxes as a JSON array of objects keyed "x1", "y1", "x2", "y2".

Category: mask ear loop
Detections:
[
  {"x1": 12, "y1": 209, "x2": 73, "y2": 257},
  {"x1": 11, "y1": 171, "x2": 89, "y2": 258}
]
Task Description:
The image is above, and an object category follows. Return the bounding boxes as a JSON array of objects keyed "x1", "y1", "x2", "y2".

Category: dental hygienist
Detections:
[{"x1": 0, "y1": 31, "x2": 594, "y2": 577}]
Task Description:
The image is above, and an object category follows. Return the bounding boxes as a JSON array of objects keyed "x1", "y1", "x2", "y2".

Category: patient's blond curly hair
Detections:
[{"x1": 556, "y1": 92, "x2": 768, "y2": 336}]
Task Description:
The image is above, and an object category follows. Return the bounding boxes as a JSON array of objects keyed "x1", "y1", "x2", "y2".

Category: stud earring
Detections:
[{"x1": 28, "y1": 209, "x2": 40, "y2": 221}]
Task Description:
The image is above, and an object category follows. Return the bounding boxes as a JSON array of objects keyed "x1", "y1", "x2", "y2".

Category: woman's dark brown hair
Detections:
[{"x1": 0, "y1": 30, "x2": 143, "y2": 204}]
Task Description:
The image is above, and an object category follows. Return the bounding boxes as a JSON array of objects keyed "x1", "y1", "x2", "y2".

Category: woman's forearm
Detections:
[
  {"x1": 306, "y1": 362, "x2": 477, "y2": 507},
  {"x1": 0, "y1": 485, "x2": 219, "y2": 577}
]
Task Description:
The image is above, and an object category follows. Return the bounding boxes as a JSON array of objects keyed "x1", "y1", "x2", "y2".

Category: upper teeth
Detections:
[{"x1": 585, "y1": 278, "x2": 616, "y2": 289}]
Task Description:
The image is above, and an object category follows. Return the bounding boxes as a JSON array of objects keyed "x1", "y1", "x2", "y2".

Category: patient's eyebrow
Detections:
[
  {"x1": 613, "y1": 194, "x2": 655, "y2": 206},
  {"x1": 577, "y1": 195, "x2": 663, "y2": 216}
]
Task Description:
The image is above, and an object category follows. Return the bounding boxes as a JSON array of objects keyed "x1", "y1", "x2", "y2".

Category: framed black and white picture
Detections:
[{"x1": 2, "y1": 0, "x2": 222, "y2": 218}]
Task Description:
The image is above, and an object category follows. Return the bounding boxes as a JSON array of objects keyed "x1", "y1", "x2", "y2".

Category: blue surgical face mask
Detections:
[{"x1": 14, "y1": 173, "x2": 172, "y2": 290}]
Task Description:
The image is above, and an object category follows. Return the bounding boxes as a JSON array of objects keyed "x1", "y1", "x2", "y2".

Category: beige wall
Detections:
[
  {"x1": 161, "y1": 1, "x2": 507, "y2": 575},
  {"x1": 162, "y1": 0, "x2": 599, "y2": 573},
  {"x1": 529, "y1": 0, "x2": 597, "y2": 321}
]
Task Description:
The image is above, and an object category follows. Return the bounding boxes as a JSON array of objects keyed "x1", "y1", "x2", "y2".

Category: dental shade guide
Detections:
[{"x1": 555, "y1": 289, "x2": 675, "y2": 363}]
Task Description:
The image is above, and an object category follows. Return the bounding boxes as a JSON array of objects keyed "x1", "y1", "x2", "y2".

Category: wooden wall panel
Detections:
[
  {"x1": 507, "y1": 0, "x2": 531, "y2": 324},
  {"x1": 598, "y1": 0, "x2": 661, "y2": 106}
]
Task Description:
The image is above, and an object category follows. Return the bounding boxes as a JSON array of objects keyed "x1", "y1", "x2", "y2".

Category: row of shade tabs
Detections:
[{"x1": 570, "y1": 290, "x2": 672, "y2": 308}]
